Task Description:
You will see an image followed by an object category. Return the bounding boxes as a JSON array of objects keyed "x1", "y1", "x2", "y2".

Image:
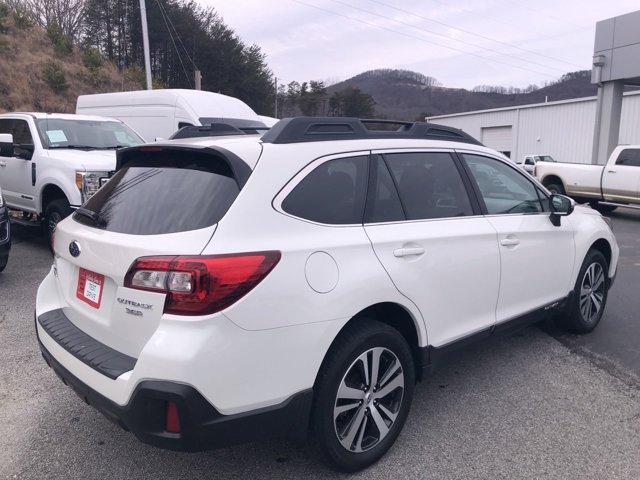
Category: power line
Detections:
[
  {"x1": 363, "y1": 0, "x2": 584, "y2": 69},
  {"x1": 158, "y1": 0, "x2": 198, "y2": 71},
  {"x1": 501, "y1": 0, "x2": 586, "y2": 29},
  {"x1": 154, "y1": 0, "x2": 193, "y2": 86},
  {"x1": 329, "y1": 0, "x2": 568, "y2": 73},
  {"x1": 290, "y1": 0, "x2": 558, "y2": 79}
]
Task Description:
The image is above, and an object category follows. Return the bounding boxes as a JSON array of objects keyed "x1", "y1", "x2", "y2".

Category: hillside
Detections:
[
  {"x1": 0, "y1": 6, "x2": 138, "y2": 113},
  {"x1": 327, "y1": 69, "x2": 598, "y2": 120}
]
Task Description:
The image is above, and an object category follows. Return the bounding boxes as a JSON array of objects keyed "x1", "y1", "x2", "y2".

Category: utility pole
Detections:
[
  {"x1": 194, "y1": 70, "x2": 202, "y2": 90},
  {"x1": 139, "y1": 0, "x2": 152, "y2": 90},
  {"x1": 274, "y1": 77, "x2": 278, "y2": 118}
]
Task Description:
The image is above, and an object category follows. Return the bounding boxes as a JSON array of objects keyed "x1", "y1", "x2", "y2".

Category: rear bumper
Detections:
[{"x1": 37, "y1": 334, "x2": 313, "y2": 451}]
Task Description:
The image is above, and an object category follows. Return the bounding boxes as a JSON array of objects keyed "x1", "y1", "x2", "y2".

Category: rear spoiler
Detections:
[{"x1": 115, "y1": 145, "x2": 252, "y2": 188}]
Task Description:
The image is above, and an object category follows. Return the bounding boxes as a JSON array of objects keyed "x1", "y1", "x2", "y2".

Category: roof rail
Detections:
[{"x1": 260, "y1": 117, "x2": 482, "y2": 145}]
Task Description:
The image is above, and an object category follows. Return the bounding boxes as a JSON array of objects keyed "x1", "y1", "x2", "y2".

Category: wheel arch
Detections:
[
  {"x1": 589, "y1": 237, "x2": 612, "y2": 270},
  {"x1": 315, "y1": 302, "x2": 426, "y2": 387},
  {"x1": 39, "y1": 183, "x2": 70, "y2": 213},
  {"x1": 541, "y1": 174, "x2": 565, "y2": 193}
]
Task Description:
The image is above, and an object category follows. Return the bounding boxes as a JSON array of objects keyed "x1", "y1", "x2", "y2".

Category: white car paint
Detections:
[
  {"x1": 35, "y1": 131, "x2": 619, "y2": 446},
  {"x1": 536, "y1": 146, "x2": 640, "y2": 205}
]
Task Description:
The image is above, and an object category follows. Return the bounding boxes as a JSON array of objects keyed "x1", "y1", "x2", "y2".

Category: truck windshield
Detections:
[{"x1": 35, "y1": 119, "x2": 143, "y2": 150}]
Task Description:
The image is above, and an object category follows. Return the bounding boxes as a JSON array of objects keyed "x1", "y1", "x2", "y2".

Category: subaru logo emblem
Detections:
[{"x1": 69, "y1": 241, "x2": 81, "y2": 257}]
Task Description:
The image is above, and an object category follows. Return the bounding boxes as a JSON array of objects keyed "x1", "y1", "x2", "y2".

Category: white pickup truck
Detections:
[
  {"x1": 536, "y1": 146, "x2": 640, "y2": 212},
  {"x1": 0, "y1": 113, "x2": 143, "y2": 244}
]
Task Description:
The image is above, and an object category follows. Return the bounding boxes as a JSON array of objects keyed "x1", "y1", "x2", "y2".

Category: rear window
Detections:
[{"x1": 75, "y1": 153, "x2": 241, "y2": 235}]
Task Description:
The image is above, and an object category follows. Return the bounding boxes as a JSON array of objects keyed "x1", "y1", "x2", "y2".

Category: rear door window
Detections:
[
  {"x1": 281, "y1": 155, "x2": 368, "y2": 224},
  {"x1": 75, "y1": 151, "x2": 242, "y2": 235},
  {"x1": 384, "y1": 152, "x2": 474, "y2": 220}
]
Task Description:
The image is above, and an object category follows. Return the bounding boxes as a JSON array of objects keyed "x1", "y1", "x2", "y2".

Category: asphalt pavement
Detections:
[{"x1": 1, "y1": 213, "x2": 639, "y2": 480}]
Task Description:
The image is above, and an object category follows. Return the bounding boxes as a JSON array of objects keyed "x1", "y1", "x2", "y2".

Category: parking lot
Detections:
[{"x1": 1, "y1": 210, "x2": 640, "y2": 480}]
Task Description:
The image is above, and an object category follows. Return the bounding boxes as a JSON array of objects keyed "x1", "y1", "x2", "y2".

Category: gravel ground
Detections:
[{"x1": 1, "y1": 224, "x2": 639, "y2": 480}]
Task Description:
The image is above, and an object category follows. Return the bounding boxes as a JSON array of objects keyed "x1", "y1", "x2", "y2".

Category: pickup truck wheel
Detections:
[
  {"x1": 43, "y1": 199, "x2": 72, "y2": 251},
  {"x1": 312, "y1": 319, "x2": 415, "y2": 472},
  {"x1": 557, "y1": 249, "x2": 609, "y2": 334},
  {"x1": 545, "y1": 182, "x2": 565, "y2": 195}
]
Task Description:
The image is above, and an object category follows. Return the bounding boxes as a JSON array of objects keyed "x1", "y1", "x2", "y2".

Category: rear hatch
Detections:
[{"x1": 51, "y1": 146, "x2": 251, "y2": 358}]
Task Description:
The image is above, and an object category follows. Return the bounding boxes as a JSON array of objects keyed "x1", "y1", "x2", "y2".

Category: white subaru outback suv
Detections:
[{"x1": 36, "y1": 118, "x2": 618, "y2": 471}]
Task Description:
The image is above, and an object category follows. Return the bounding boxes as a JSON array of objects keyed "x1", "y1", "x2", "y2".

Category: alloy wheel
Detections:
[
  {"x1": 579, "y1": 262, "x2": 605, "y2": 324},
  {"x1": 333, "y1": 347, "x2": 404, "y2": 453}
]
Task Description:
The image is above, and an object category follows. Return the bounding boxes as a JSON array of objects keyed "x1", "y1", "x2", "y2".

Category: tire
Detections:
[
  {"x1": 545, "y1": 182, "x2": 565, "y2": 195},
  {"x1": 557, "y1": 249, "x2": 609, "y2": 334},
  {"x1": 0, "y1": 256, "x2": 7, "y2": 273},
  {"x1": 312, "y1": 319, "x2": 415, "y2": 472},
  {"x1": 43, "y1": 199, "x2": 72, "y2": 252}
]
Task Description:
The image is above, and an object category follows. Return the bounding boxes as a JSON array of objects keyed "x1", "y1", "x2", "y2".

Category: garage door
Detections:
[{"x1": 481, "y1": 126, "x2": 512, "y2": 158}]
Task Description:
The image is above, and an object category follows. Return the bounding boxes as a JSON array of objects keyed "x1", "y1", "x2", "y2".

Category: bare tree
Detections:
[{"x1": 7, "y1": 0, "x2": 86, "y2": 39}]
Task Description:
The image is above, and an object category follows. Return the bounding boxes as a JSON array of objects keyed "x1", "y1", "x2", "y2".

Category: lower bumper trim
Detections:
[{"x1": 38, "y1": 340, "x2": 313, "y2": 451}]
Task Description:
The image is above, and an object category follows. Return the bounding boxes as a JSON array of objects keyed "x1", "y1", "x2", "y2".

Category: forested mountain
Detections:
[
  {"x1": 3, "y1": 0, "x2": 274, "y2": 114},
  {"x1": 1, "y1": 1, "x2": 598, "y2": 120},
  {"x1": 326, "y1": 69, "x2": 598, "y2": 120}
]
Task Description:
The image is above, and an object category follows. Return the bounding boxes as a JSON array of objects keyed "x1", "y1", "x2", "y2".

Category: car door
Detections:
[
  {"x1": 601, "y1": 148, "x2": 640, "y2": 203},
  {"x1": 459, "y1": 152, "x2": 575, "y2": 323},
  {"x1": 0, "y1": 118, "x2": 36, "y2": 210},
  {"x1": 364, "y1": 151, "x2": 500, "y2": 347}
]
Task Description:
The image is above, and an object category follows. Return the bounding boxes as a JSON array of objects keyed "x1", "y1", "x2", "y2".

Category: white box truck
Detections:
[{"x1": 76, "y1": 89, "x2": 268, "y2": 141}]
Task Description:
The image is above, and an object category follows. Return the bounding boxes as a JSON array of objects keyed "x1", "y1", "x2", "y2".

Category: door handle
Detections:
[
  {"x1": 393, "y1": 247, "x2": 425, "y2": 258},
  {"x1": 607, "y1": 170, "x2": 616, "y2": 173},
  {"x1": 500, "y1": 237, "x2": 520, "y2": 247}
]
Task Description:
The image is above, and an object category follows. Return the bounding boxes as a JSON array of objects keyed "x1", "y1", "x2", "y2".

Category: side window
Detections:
[
  {"x1": 384, "y1": 152, "x2": 473, "y2": 220},
  {"x1": 463, "y1": 154, "x2": 544, "y2": 214},
  {"x1": 282, "y1": 155, "x2": 368, "y2": 224},
  {"x1": 12, "y1": 120, "x2": 34, "y2": 145},
  {"x1": 178, "y1": 122, "x2": 194, "y2": 129},
  {"x1": 0, "y1": 119, "x2": 13, "y2": 135},
  {"x1": 365, "y1": 155, "x2": 405, "y2": 223},
  {"x1": 616, "y1": 149, "x2": 640, "y2": 167},
  {"x1": 525, "y1": 157, "x2": 534, "y2": 165}
]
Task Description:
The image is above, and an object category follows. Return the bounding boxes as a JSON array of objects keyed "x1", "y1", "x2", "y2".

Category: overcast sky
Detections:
[{"x1": 202, "y1": 0, "x2": 638, "y2": 90}]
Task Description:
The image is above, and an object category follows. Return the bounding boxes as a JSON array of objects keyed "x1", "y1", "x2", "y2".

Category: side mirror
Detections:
[
  {"x1": 549, "y1": 194, "x2": 574, "y2": 226},
  {"x1": 0, "y1": 133, "x2": 13, "y2": 157},
  {"x1": 14, "y1": 144, "x2": 34, "y2": 160}
]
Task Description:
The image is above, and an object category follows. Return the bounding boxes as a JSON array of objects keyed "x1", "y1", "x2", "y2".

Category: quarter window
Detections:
[
  {"x1": 384, "y1": 152, "x2": 473, "y2": 221},
  {"x1": 463, "y1": 154, "x2": 544, "y2": 214},
  {"x1": 282, "y1": 155, "x2": 368, "y2": 224},
  {"x1": 616, "y1": 149, "x2": 640, "y2": 167}
]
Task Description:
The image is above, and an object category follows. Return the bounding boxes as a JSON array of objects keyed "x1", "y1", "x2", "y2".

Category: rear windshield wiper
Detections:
[{"x1": 75, "y1": 207, "x2": 101, "y2": 224}]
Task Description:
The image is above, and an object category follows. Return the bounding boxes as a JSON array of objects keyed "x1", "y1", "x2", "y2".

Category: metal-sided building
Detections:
[{"x1": 427, "y1": 90, "x2": 640, "y2": 164}]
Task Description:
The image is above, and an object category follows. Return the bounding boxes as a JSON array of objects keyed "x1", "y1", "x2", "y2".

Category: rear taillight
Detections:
[
  {"x1": 124, "y1": 251, "x2": 281, "y2": 316},
  {"x1": 533, "y1": 165, "x2": 537, "y2": 177}
]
